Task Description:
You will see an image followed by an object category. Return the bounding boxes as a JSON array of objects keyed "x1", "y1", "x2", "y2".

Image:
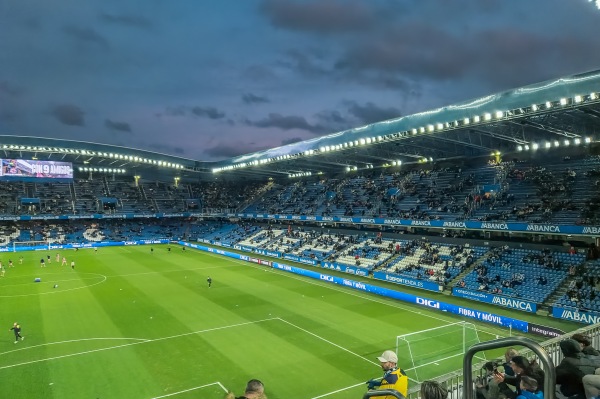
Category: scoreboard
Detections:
[{"x1": 1, "y1": 159, "x2": 73, "y2": 179}]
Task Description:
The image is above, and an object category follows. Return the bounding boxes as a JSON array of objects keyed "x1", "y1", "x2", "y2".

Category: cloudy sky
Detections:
[{"x1": 1, "y1": 0, "x2": 599, "y2": 161}]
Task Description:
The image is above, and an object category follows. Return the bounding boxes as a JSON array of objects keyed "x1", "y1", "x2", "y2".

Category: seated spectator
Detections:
[
  {"x1": 421, "y1": 380, "x2": 448, "y2": 399},
  {"x1": 583, "y1": 369, "x2": 600, "y2": 399},
  {"x1": 572, "y1": 334, "x2": 600, "y2": 357},
  {"x1": 476, "y1": 361, "x2": 509, "y2": 399},
  {"x1": 503, "y1": 348, "x2": 519, "y2": 377},
  {"x1": 495, "y1": 356, "x2": 545, "y2": 398},
  {"x1": 516, "y1": 376, "x2": 543, "y2": 399},
  {"x1": 556, "y1": 339, "x2": 600, "y2": 398}
]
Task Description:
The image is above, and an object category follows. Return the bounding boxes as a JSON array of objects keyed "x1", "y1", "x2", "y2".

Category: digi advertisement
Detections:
[{"x1": 0, "y1": 159, "x2": 73, "y2": 179}]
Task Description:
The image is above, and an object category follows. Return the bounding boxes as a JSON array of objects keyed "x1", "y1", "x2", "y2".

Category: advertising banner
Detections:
[{"x1": 452, "y1": 288, "x2": 537, "y2": 313}]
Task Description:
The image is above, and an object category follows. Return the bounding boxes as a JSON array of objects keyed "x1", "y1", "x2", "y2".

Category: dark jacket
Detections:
[{"x1": 556, "y1": 339, "x2": 600, "y2": 397}]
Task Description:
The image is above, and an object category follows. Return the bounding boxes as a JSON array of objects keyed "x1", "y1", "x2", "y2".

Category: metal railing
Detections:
[
  {"x1": 463, "y1": 337, "x2": 555, "y2": 399},
  {"x1": 363, "y1": 389, "x2": 405, "y2": 399},
  {"x1": 405, "y1": 323, "x2": 600, "y2": 399}
]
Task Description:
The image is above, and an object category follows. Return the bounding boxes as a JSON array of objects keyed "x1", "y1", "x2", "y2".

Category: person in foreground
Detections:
[
  {"x1": 420, "y1": 380, "x2": 448, "y2": 399},
  {"x1": 225, "y1": 379, "x2": 266, "y2": 399},
  {"x1": 516, "y1": 376, "x2": 543, "y2": 399},
  {"x1": 366, "y1": 350, "x2": 408, "y2": 399}
]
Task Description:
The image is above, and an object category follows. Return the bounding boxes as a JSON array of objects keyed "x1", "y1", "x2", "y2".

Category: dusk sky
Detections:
[{"x1": 1, "y1": 0, "x2": 600, "y2": 161}]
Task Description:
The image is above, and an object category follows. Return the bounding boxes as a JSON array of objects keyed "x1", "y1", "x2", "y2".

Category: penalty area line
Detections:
[
  {"x1": 310, "y1": 382, "x2": 366, "y2": 399},
  {"x1": 150, "y1": 381, "x2": 228, "y2": 398}
]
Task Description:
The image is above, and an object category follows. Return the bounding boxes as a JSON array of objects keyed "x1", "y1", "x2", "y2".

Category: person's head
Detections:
[
  {"x1": 510, "y1": 356, "x2": 532, "y2": 375},
  {"x1": 420, "y1": 380, "x2": 448, "y2": 399},
  {"x1": 482, "y1": 361, "x2": 497, "y2": 375},
  {"x1": 560, "y1": 338, "x2": 583, "y2": 358},
  {"x1": 377, "y1": 350, "x2": 398, "y2": 371},
  {"x1": 571, "y1": 333, "x2": 592, "y2": 348},
  {"x1": 505, "y1": 348, "x2": 519, "y2": 362},
  {"x1": 520, "y1": 375, "x2": 538, "y2": 392},
  {"x1": 244, "y1": 379, "x2": 265, "y2": 398}
]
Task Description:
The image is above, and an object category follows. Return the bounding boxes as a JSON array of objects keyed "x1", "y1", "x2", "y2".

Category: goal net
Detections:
[
  {"x1": 13, "y1": 241, "x2": 50, "y2": 252},
  {"x1": 396, "y1": 321, "x2": 486, "y2": 382}
]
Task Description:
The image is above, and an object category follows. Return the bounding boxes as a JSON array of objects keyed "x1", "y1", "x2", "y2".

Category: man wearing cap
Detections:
[{"x1": 366, "y1": 350, "x2": 408, "y2": 398}]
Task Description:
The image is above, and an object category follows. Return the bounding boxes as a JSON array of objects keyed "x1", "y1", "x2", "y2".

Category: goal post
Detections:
[
  {"x1": 13, "y1": 241, "x2": 50, "y2": 252},
  {"x1": 395, "y1": 321, "x2": 486, "y2": 382}
]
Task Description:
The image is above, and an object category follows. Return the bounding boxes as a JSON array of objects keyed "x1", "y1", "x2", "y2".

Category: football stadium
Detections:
[{"x1": 1, "y1": 68, "x2": 600, "y2": 398}]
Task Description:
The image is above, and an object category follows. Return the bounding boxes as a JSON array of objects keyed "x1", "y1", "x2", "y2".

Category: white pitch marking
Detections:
[
  {"x1": 150, "y1": 381, "x2": 228, "y2": 398},
  {"x1": 310, "y1": 382, "x2": 366, "y2": 399},
  {"x1": 0, "y1": 318, "x2": 278, "y2": 371}
]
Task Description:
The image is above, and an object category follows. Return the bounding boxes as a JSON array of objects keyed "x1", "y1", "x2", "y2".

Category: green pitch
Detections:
[{"x1": 0, "y1": 245, "x2": 518, "y2": 398}]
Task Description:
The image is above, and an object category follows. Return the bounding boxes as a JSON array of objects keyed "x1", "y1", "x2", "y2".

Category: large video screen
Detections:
[{"x1": 0, "y1": 159, "x2": 73, "y2": 179}]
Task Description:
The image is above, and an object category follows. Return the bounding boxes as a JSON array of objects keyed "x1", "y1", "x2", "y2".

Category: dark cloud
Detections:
[
  {"x1": 164, "y1": 106, "x2": 227, "y2": 120},
  {"x1": 62, "y1": 25, "x2": 110, "y2": 49},
  {"x1": 344, "y1": 101, "x2": 401, "y2": 125},
  {"x1": 279, "y1": 49, "x2": 418, "y2": 92},
  {"x1": 246, "y1": 113, "x2": 327, "y2": 134},
  {"x1": 146, "y1": 142, "x2": 186, "y2": 155},
  {"x1": 0, "y1": 110, "x2": 18, "y2": 122},
  {"x1": 281, "y1": 137, "x2": 303, "y2": 146},
  {"x1": 261, "y1": 0, "x2": 374, "y2": 33},
  {"x1": 315, "y1": 109, "x2": 347, "y2": 125},
  {"x1": 241, "y1": 65, "x2": 278, "y2": 81},
  {"x1": 51, "y1": 104, "x2": 85, "y2": 126},
  {"x1": 105, "y1": 119, "x2": 132, "y2": 132},
  {"x1": 335, "y1": 24, "x2": 473, "y2": 81},
  {"x1": 0, "y1": 81, "x2": 23, "y2": 97},
  {"x1": 191, "y1": 106, "x2": 226, "y2": 120},
  {"x1": 165, "y1": 106, "x2": 187, "y2": 116},
  {"x1": 99, "y1": 13, "x2": 154, "y2": 30},
  {"x1": 203, "y1": 143, "x2": 257, "y2": 158},
  {"x1": 280, "y1": 49, "x2": 330, "y2": 78},
  {"x1": 242, "y1": 93, "x2": 270, "y2": 104}
]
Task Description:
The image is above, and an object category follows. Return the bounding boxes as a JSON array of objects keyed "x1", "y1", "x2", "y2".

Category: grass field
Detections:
[{"x1": 0, "y1": 245, "x2": 536, "y2": 398}]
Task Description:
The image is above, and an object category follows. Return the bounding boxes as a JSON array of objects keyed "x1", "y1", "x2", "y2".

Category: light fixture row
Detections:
[
  {"x1": 0, "y1": 144, "x2": 184, "y2": 169},
  {"x1": 213, "y1": 92, "x2": 600, "y2": 174}
]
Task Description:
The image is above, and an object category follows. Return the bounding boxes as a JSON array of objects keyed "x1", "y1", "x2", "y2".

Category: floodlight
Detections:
[
  {"x1": 591, "y1": 93, "x2": 598, "y2": 100},
  {"x1": 585, "y1": 137, "x2": 592, "y2": 143},
  {"x1": 473, "y1": 116, "x2": 480, "y2": 123},
  {"x1": 484, "y1": 113, "x2": 492, "y2": 121},
  {"x1": 574, "y1": 95, "x2": 583, "y2": 103},
  {"x1": 564, "y1": 140, "x2": 570, "y2": 146},
  {"x1": 427, "y1": 124, "x2": 434, "y2": 132},
  {"x1": 495, "y1": 111, "x2": 503, "y2": 119},
  {"x1": 436, "y1": 123, "x2": 443, "y2": 130},
  {"x1": 560, "y1": 98, "x2": 568, "y2": 106},
  {"x1": 517, "y1": 145, "x2": 523, "y2": 151},
  {"x1": 574, "y1": 138, "x2": 581, "y2": 145},
  {"x1": 359, "y1": 138, "x2": 365, "y2": 145},
  {"x1": 545, "y1": 101, "x2": 552, "y2": 109},
  {"x1": 532, "y1": 143, "x2": 539, "y2": 150},
  {"x1": 545, "y1": 142, "x2": 551, "y2": 148},
  {"x1": 412, "y1": 128, "x2": 417, "y2": 135},
  {"x1": 524, "y1": 145, "x2": 530, "y2": 150},
  {"x1": 554, "y1": 140, "x2": 560, "y2": 147}
]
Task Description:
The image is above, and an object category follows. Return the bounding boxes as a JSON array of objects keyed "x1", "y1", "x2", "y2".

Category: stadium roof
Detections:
[
  {"x1": 212, "y1": 68, "x2": 600, "y2": 178},
  {"x1": 2, "y1": 69, "x2": 600, "y2": 182}
]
